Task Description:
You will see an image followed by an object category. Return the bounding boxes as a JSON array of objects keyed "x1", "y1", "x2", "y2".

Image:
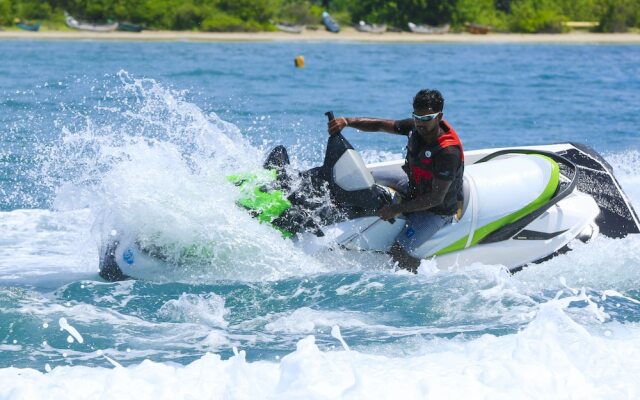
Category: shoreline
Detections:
[{"x1": 1, "y1": 28, "x2": 640, "y2": 44}]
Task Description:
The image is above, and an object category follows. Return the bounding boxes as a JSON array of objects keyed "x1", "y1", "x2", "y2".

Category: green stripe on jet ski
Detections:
[
  {"x1": 434, "y1": 156, "x2": 560, "y2": 257},
  {"x1": 227, "y1": 170, "x2": 293, "y2": 237}
]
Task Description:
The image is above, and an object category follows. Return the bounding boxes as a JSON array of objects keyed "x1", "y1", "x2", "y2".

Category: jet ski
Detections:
[{"x1": 99, "y1": 113, "x2": 640, "y2": 281}]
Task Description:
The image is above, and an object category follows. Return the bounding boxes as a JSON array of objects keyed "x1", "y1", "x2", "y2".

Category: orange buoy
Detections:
[{"x1": 294, "y1": 55, "x2": 305, "y2": 68}]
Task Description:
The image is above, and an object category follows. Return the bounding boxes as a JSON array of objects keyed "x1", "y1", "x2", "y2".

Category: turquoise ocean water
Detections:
[{"x1": 0, "y1": 41, "x2": 639, "y2": 398}]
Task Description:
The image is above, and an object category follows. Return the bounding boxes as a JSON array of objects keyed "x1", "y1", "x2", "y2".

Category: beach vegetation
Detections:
[
  {"x1": 277, "y1": 1, "x2": 323, "y2": 25},
  {"x1": 172, "y1": 3, "x2": 209, "y2": 30},
  {"x1": 508, "y1": 0, "x2": 568, "y2": 33},
  {"x1": 556, "y1": 0, "x2": 601, "y2": 21},
  {"x1": 596, "y1": 0, "x2": 640, "y2": 32},
  {"x1": 451, "y1": 0, "x2": 508, "y2": 30},
  {"x1": 0, "y1": 0, "x2": 639, "y2": 33},
  {"x1": 201, "y1": 11, "x2": 246, "y2": 32},
  {"x1": 220, "y1": 0, "x2": 279, "y2": 24},
  {"x1": 0, "y1": 0, "x2": 13, "y2": 26},
  {"x1": 13, "y1": 0, "x2": 53, "y2": 20},
  {"x1": 340, "y1": 0, "x2": 423, "y2": 28}
]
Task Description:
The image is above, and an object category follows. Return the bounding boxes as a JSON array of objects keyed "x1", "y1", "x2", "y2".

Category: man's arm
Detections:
[
  {"x1": 328, "y1": 117, "x2": 401, "y2": 135},
  {"x1": 378, "y1": 178, "x2": 452, "y2": 220}
]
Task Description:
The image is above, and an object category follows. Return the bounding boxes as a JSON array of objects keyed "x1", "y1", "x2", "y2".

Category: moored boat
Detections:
[
  {"x1": 275, "y1": 23, "x2": 305, "y2": 34},
  {"x1": 14, "y1": 18, "x2": 40, "y2": 32},
  {"x1": 408, "y1": 22, "x2": 450, "y2": 34},
  {"x1": 466, "y1": 23, "x2": 491, "y2": 34},
  {"x1": 322, "y1": 11, "x2": 340, "y2": 33},
  {"x1": 64, "y1": 12, "x2": 118, "y2": 32},
  {"x1": 356, "y1": 20, "x2": 387, "y2": 34},
  {"x1": 117, "y1": 22, "x2": 143, "y2": 32}
]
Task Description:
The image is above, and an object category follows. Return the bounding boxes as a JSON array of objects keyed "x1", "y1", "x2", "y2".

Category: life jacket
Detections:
[{"x1": 403, "y1": 120, "x2": 465, "y2": 215}]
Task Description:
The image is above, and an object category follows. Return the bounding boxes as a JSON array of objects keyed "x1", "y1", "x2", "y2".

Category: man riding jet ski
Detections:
[
  {"x1": 99, "y1": 115, "x2": 640, "y2": 281},
  {"x1": 327, "y1": 89, "x2": 464, "y2": 271}
]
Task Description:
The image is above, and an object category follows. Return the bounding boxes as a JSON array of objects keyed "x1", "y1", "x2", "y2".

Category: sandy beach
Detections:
[{"x1": 2, "y1": 27, "x2": 640, "y2": 43}]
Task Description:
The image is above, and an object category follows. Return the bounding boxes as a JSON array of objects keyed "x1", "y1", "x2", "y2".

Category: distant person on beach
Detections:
[{"x1": 328, "y1": 89, "x2": 464, "y2": 272}]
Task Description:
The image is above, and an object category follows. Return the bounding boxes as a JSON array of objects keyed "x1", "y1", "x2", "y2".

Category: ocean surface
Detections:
[{"x1": 1, "y1": 40, "x2": 639, "y2": 399}]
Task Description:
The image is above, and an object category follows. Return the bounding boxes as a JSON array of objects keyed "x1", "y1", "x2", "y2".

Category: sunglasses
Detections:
[{"x1": 412, "y1": 112, "x2": 440, "y2": 122}]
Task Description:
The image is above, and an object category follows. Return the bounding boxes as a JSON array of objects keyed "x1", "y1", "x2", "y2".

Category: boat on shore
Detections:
[
  {"x1": 356, "y1": 20, "x2": 387, "y2": 34},
  {"x1": 322, "y1": 11, "x2": 340, "y2": 33},
  {"x1": 117, "y1": 22, "x2": 143, "y2": 32},
  {"x1": 466, "y1": 23, "x2": 491, "y2": 34},
  {"x1": 64, "y1": 12, "x2": 118, "y2": 32},
  {"x1": 275, "y1": 23, "x2": 304, "y2": 34},
  {"x1": 14, "y1": 18, "x2": 40, "y2": 32},
  {"x1": 408, "y1": 22, "x2": 450, "y2": 34}
]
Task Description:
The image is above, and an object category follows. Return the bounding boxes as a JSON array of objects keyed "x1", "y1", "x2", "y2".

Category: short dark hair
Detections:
[{"x1": 413, "y1": 89, "x2": 444, "y2": 112}]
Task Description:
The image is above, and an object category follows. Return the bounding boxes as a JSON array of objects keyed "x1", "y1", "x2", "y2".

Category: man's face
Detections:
[{"x1": 412, "y1": 107, "x2": 441, "y2": 142}]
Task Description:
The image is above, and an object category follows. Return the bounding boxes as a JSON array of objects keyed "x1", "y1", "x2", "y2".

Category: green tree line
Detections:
[{"x1": 2, "y1": 0, "x2": 639, "y2": 33}]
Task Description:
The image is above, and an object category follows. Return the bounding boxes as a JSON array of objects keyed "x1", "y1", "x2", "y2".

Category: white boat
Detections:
[
  {"x1": 275, "y1": 23, "x2": 305, "y2": 34},
  {"x1": 64, "y1": 12, "x2": 118, "y2": 32},
  {"x1": 408, "y1": 22, "x2": 450, "y2": 34},
  {"x1": 356, "y1": 21, "x2": 387, "y2": 34},
  {"x1": 99, "y1": 116, "x2": 639, "y2": 281}
]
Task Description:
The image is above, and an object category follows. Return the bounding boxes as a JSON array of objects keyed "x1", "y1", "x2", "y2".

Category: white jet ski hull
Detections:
[{"x1": 99, "y1": 142, "x2": 639, "y2": 280}]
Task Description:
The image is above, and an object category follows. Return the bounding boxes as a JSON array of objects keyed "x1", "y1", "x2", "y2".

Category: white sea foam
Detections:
[
  {"x1": 37, "y1": 72, "x2": 327, "y2": 282},
  {"x1": 265, "y1": 307, "x2": 373, "y2": 334},
  {"x1": 0, "y1": 345, "x2": 22, "y2": 352},
  {"x1": 607, "y1": 150, "x2": 640, "y2": 205},
  {"x1": 516, "y1": 235, "x2": 640, "y2": 292},
  {"x1": 58, "y1": 317, "x2": 84, "y2": 344},
  {"x1": 157, "y1": 293, "x2": 229, "y2": 328},
  {"x1": 12, "y1": 292, "x2": 236, "y2": 356},
  {"x1": 1, "y1": 297, "x2": 639, "y2": 400},
  {"x1": 0, "y1": 209, "x2": 97, "y2": 287}
]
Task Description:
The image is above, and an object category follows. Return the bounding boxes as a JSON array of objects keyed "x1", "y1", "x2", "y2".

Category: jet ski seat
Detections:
[{"x1": 410, "y1": 154, "x2": 560, "y2": 258}]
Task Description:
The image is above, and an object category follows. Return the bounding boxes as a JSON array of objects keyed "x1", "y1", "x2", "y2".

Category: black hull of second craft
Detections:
[{"x1": 563, "y1": 143, "x2": 639, "y2": 238}]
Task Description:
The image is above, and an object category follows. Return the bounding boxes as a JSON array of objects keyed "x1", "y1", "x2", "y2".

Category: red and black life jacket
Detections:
[{"x1": 403, "y1": 120, "x2": 465, "y2": 215}]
